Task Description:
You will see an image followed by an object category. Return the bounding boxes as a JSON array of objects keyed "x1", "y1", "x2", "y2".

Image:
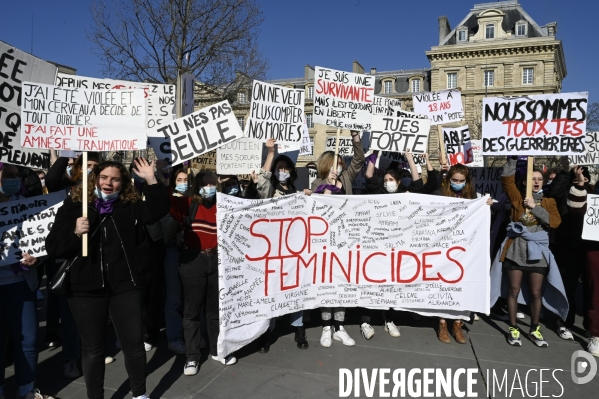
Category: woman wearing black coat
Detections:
[{"x1": 46, "y1": 158, "x2": 170, "y2": 399}]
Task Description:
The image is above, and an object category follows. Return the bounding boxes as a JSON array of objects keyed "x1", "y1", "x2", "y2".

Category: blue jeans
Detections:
[
  {"x1": 0, "y1": 281, "x2": 38, "y2": 396},
  {"x1": 164, "y1": 243, "x2": 183, "y2": 342}
]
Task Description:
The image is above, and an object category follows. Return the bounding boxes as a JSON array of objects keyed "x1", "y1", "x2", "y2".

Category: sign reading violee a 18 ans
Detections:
[
  {"x1": 412, "y1": 89, "x2": 464, "y2": 126},
  {"x1": 482, "y1": 92, "x2": 589, "y2": 156},
  {"x1": 216, "y1": 193, "x2": 491, "y2": 357}
]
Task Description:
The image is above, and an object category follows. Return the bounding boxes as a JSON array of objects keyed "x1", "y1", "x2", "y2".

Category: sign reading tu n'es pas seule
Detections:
[
  {"x1": 20, "y1": 82, "x2": 146, "y2": 151},
  {"x1": 481, "y1": 92, "x2": 588, "y2": 156}
]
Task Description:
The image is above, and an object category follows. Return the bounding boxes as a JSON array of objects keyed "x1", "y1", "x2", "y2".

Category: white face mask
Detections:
[
  {"x1": 384, "y1": 181, "x2": 397, "y2": 193},
  {"x1": 337, "y1": 165, "x2": 343, "y2": 175},
  {"x1": 276, "y1": 171, "x2": 290, "y2": 182}
]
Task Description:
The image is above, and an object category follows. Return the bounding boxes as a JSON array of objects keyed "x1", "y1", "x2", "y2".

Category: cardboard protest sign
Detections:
[
  {"x1": 244, "y1": 80, "x2": 305, "y2": 145},
  {"x1": 481, "y1": 92, "x2": 589, "y2": 156},
  {"x1": 469, "y1": 139, "x2": 484, "y2": 168},
  {"x1": 151, "y1": 100, "x2": 242, "y2": 166},
  {"x1": 0, "y1": 41, "x2": 55, "y2": 168},
  {"x1": 582, "y1": 194, "x2": 599, "y2": 241},
  {"x1": 369, "y1": 114, "x2": 431, "y2": 154},
  {"x1": 372, "y1": 96, "x2": 402, "y2": 116},
  {"x1": 191, "y1": 151, "x2": 216, "y2": 170},
  {"x1": 443, "y1": 126, "x2": 473, "y2": 165},
  {"x1": 216, "y1": 193, "x2": 491, "y2": 357},
  {"x1": 470, "y1": 167, "x2": 503, "y2": 198},
  {"x1": 313, "y1": 66, "x2": 375, "y2": 130},
  {"x1": 298, "y1": 119, "x2": 312, "y2": 156},
  {"x1": 0, "y1": 191, "x2": 66, "y2": 263},
  {"x1": 568, "y1": 132, "x2": 599, "y2": 166},
  {"x1": 377, "y1": 152, "x2": 426, "y2": 172},
  {"x1": 20, "y1": 82, "x2": 146, "y2": 151},
  {"x1": 412, "y1": 89, "x2": 464, "y2": 125},
  {"x1": 216, "y1": 138, "x2": 262, "y2": 175}
]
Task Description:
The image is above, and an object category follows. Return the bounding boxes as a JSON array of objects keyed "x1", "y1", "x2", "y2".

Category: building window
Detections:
[
  {"x1": 237, "y1": 92, "x2": 246, "y2": 103},
  {"x1": 307, "y1": 137, "x2": 314, "y2": 156},
  {"x1": 237, "y1": 116, "x2": 244, "y2": 130},
  {"x1": 485, "y1": 24, "x2": 495, "y2": 39},
  {"x1": 412, "y1": 79, "x2": 421, "y2": 93},
  {"x1": 458, "y1": 29, "x2": 467, "y2": 42},
  {"x1": 516, "y1": 22, "x2": 527, "y2": 37},
  {"x1": 447, "y1": 73, "x2": 457, "y2": 89},
  {"x1": 484, "y1": 70, "x2": 494, "y2": 87},
  {"x1": 306, "y1": 113, "x2": 313, "y2": 128},
  {"x1": 522, "y1": 68, "x2": 534, "y2": 85},
  {"x1": 306, "y1": 85, "x2": 314, "y2": 99},
  {"x1": 384, "y1": 81, "x2": 392, "y2": 94}
]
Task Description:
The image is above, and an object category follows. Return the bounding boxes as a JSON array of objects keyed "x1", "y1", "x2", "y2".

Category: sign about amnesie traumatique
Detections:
[
  {"x1": 482, "y1": 92, "x2": 588, "y2": 156},
  {"x1": 313, "y1": 66, "x2": 375, "y2": 130},
  {"x1": 216, "y1": 193, "x2": 490, "y2": 357}
]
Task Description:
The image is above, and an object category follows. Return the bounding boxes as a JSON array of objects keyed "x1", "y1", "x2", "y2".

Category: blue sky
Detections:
[{"x1": 1, "y1": 0, "x2": 596, "y2": 101}]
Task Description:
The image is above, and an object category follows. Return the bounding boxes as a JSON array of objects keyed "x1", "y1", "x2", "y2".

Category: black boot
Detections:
[
  {"x1": 295, "y1": 326, "x2": 309, "y2": 350},
  {"x1": 258, "y1": 330, "x2": 270, "y2": 354}
]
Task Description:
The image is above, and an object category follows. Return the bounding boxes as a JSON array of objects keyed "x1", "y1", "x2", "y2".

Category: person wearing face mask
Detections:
[
  {"x1": 169, "y1": 170, "x2": 237, "y2": 375},
  {"x1": 489, "y1": 157, "x2": 565, "y2": 349},
  {"x1": 251, "y1": 139, "x2": 311, "y2": 353},
  {"x1": 45, "y1": 151, "x2": 100, "y2": 193},
  {"x1": 45, "y1": 158, "x2": 169, "y2": 399},
  {"x1": 219, "y1": 175, "x2": 242, "y2": 197}
]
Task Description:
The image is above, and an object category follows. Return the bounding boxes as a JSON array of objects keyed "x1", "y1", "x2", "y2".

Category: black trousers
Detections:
[
  {"x1": 554, "y1": 245, "x2": 587, "y2": 328},
  {"x1": 180, "y1": 252, "x2": 220, "y2": 359},
  {"x1": 143, "y1": 239, "x2": 166, "y2": 344},
  {"x1": 68, "y1": 289, "x2": 146, "y2": 399}
]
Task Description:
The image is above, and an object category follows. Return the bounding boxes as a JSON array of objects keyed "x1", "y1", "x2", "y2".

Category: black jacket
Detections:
[
  {"x1": 46, "y1": 182, "x2": 170, "y2": 292},
  {"x1": 46, "y1": 157, "x2": 75, "y2": 193}
]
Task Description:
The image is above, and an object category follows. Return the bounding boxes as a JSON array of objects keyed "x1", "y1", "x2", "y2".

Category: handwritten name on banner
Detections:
[
  {"x1": 0, "y1": 41, "x2": 54, "y2": 168},
  {"x1": 369, "y1": 114, "x2": 431, "y2": 154},
  {"x1": 216, "y1": 138, "x2": 262, "y2": 175},
  {"x1": 216, "y1": 193, "x2": 490, "y2": 357},
  {"x1": 151, "y1": 100, "x2": 242, "y2": 166},
  {"x1": 443, "y1": 126, "x2": 473, "y2": 165},
  {"x1": 412, "y1": 89, "x2": 464, "y2": 126},
  {"x1": 20, "y1": 82, "x2": 146, "y2": 151},
  {"x1": 582, "y1": 194, "x2": 599, "y2": 242},
  {"x1": 313, "y1": 66, "x2": 375, "y2": 130},
  {"x1": 244, "y1": 80, "x2": 305, "y2": 144},
  {"x1": 567, "y1": 132, "x2": 599, "y2": 166},
  {"x1": 0, "y1": 191, "x2": 66, "y2": 264},
  {"x1": 481, "y1": 92, "x2": 589, "y2": 156}
]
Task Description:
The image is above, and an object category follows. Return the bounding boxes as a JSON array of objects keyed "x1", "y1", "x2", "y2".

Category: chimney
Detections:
[
  {"x1": 438, "y1": 16, "x2": 451, "y2": 45},
  {"x1": 546, "y1": 22, "x2": 557, "y2": 36},
  {"x1": 304, "y1": 64, "x2": 314, "y2": 80},
  {"x1": 352, "y1": 60, "x2": 364, "y2": 74},
  {"x1": 370, "y1": 67, "x2": 377, "y2": 75}
]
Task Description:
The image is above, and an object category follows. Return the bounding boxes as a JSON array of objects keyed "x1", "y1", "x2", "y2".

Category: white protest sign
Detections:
[
  {"x1": 216, "y1": 193, "x2": 491, "y2": 357},
  {"x1": 20, "y1": 82, "x2": 146, "y2": 151},
  {"x1": 481, "y1": 92, "x2": 589, "y2": 156},
  {"x1": 313, "y1": 66, "x2": 375, "y2": 130},
  {"x1": 151, "y1": 100, "x2": 242, "y2": 166},
  {"x1": 244, "y1": 80, "x2": 305, "y2": 145},
  {"x1": 0, "y1": 191, "x2": 66, "y2": 263},
  {"x1": 370, "y1": 114, "x2": 431, "y2": 154},
  {"x1": 471, "y1": 167, "x2": 503, "y2": 198},
  {"x1": 0, "y1": 41, "x2": 54, "y2": 168},
  {"x1": 443, "y1": 125, "x2": 473, "y2": 165},
  {"x1": 372, "y1": 96, "x2": 402, "y2": 116},
  {"x1": 568, "y1": 132, "x2": 599, "y2": 166},
  {"x1": 216, "y1": 138, "x2": 262, "y2": 175},
  {"x1": 298, "y1": 119, "x2": 312, "y2": 156},
  {"x1": 412, "y1": 89, "x2": 464, "y2": 125},
  {"x1": 582, "y1": 194, "x2": 599, "y2": 241},
  {"x1": 469, "y1": 139, "x2": 484, "y2": 168}
]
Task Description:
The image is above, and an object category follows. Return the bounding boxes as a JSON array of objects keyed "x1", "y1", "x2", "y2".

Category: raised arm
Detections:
[
  {"x1": 501, "y1": 157, "x2": 523, "y2": 212},
  {"x1": 405, "y1": 151, "x2": 420, "y2": 181},
  {"x1": 365, "y1": 151, "x2": 378, "y2": 179},
  {"x1": 344, "y1": 131, "x2": 365, "y2": 183}
]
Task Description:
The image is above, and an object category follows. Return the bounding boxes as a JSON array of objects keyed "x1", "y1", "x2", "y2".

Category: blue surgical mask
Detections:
[
  {"x1": 224, "y1": 185, "x2": 239, "y2": 196},
  {"x1": 0, "y1": 178, "x2": 21, "y2": 196},
  {"x1": 66, "y1": 165, "x2": 73, "y2": 177},
  {"x1": 87, "y1": 168, "x2": 92, "y2": 175},
  {"x1": 199, "y1": 186, "x2": 217, "y2": 199},
  {"x1": 95, "y1": 186, "x2": 120, "y2": 201},
  {"x1": 450, "y1": 181, "x2": 466, "y2": 192},
  {"x1": 400, "y1": 177, "x2": 412, "y2": 187},
  {"x1": 175, "y1": 183, "x2": 188, "y2": 193}
]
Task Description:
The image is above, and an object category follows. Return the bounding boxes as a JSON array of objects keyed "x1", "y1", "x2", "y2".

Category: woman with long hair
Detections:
[
  {"x1": 45, "y1": 152, "x2": 100, "y2": 193},
  {"x1": 46, "y1": 158, "x2": 170, "y2": 399}
]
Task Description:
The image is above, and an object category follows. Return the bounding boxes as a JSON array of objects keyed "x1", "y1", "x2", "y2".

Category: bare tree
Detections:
[
  {"x1": 89, "y1": 0, "x2": 268, "y2": 99},
  {"x1": 587, "y1": 102, "x2": 599, "y2": 131}
]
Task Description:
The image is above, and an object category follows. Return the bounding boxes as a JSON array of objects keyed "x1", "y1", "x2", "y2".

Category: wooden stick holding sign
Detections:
[
  {"x1": 525, "y1": 156, "x2": 534, "y2": 213},
  {"x1": 82, "y1": 152, "x2": 88, "y2": 257},
  {"x1": 438, "y1": 125, "x2": 448, "y2": 166}
]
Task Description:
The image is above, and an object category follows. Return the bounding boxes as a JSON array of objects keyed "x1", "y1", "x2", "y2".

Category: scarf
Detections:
[{"x1": 95, "y1": 197, "x2": 119, "y2": 216}]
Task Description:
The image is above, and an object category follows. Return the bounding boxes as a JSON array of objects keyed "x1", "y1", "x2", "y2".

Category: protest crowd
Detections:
[{"x1": 1, "y1": 42, "x2": 599, "y2": 399}]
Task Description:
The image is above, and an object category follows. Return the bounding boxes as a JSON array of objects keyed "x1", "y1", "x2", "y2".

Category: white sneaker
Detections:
[
  {"x1": 133, "y1": 395, "x2": 150, "y2": 399},
  {"x1": 333, "y1": 326, "x2": 356, "y2": 346},
  {"x1": 168, "y1": 340, "x2": 186, "y2": 355},
  {"x1": 320, "y1": 326, "x2": 332, "y2": 348},
  {"x1": 557, "y1": 327, "x2": 574, "y2": 340},
  {"x1": 211, "y1": 355, "x2": 237, "y2": 365},
  {"x1": 184, "y1": 361, "x2": 199, "y2": 376},
  {"x1": 473, "y1": 313, "x2": 480, "y2": 321},
  {"x1": 360, "y1": 323, "x2": 375, "y2": 340},
  {"x1": 516, "y1": 312, "x2": 525, "y2": 320},
  {"x1": 144, "y1": 342, "x2": 154, "y2": 352},
  {"x1": 384, "y1": 321, "x2": 401, "y2": 337},
  {"x1": 105, "y1": 356, "x2": 115, "y2": 364},
  {"x1": 62, "y1": 360, "x2": 81, "y2": 379},
  {"x1": 588, "y1": 337, "x2": 599, "y2": 357}
]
